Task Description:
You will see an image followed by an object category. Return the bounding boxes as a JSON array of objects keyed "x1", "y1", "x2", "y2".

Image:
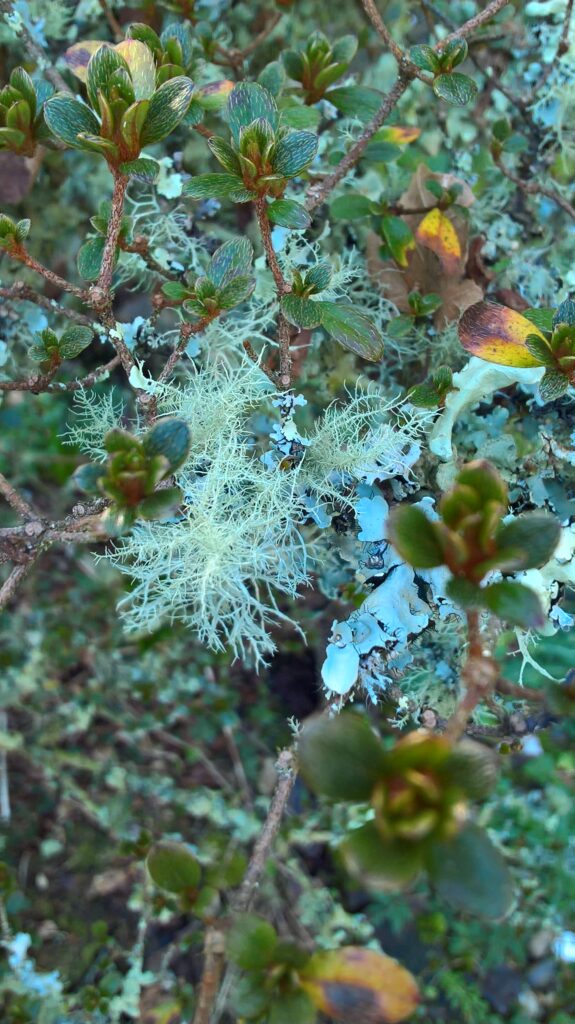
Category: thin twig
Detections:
[
  {"x1": 192, "y1": 928, "x2": 227, "y2": 1024},
  {"x1": 438, "y1": 0, "x2": 510, "y2": 49},
  {"x1": 0, "y1": 473, "x2": 37, "y2": 520},
  {"x1": 493, "y1": 153, "x2": 575, "y2": 220},
  {"x1": 0, "y1": 559, "x2": 38, "y2": 611},
  {"x1": 157, "y1": 315, "x2": 215, "y2": 384},
  {"x1": 98, "y1": 0, "x2": 123, "y2": 42},
  {"x1": 254, "y1": 198, "x2": 292, "y2": 388},
  {"x1": 0, "y1": 0, "x2": 71, "y2": 93},
  {"x1": 306, "y1": 74, "x2": 413, "y2": 212},
  {"x1": 0, "y1": 712, "x2": 11, "y2": 822},
  {"x1": 96, "y1": 170, "x2": 129, "y2": 297},
  {"x1": 444, "y1": 610, "x2": 499, "y2": 742},
  {"x1": 360, "y1": 0, "x2": 406, "y2": 62},
  {"x1": 232, "y1": 748, "x2": 296, "y2": 914},
  {"x1": 0, "y1": 283, "x2": 94, "y2": 326}
]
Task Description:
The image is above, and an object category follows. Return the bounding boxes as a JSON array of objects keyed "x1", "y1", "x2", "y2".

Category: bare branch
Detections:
[
  {"x1": 0, "y1": 473, "x2": 37, "y2": 520},
  {"x1": 0, "y1": 0, "x2": 71, "y2": 93},
  {"x1": 494, "y1": 153, "x2": 575, "y2": 221},
  {"x1": 254, "y1": 198, "x2": 293, "y2": 388},
  {"x1": 306, "y1": 74, "x2": 413, "y2": 213},
  {"x1": 232, "y1": 748, "x2": 296, "y2": 914}
]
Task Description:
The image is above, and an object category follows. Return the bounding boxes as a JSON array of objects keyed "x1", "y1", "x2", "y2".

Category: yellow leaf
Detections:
[
  {"x1": 63, "y1": 41, "x2": 104, "y2": 81},
  {"x1": 115, "y1": 39, "x2": 157, "y2": 100},
  {"x1": 300, "y1": 946, "x2": 419, "y2": 1023},
  {"x1": 415, "y1": 208, "x2": 461, "y2": 273},
  {"x1": 458, "y1": 301, "x2": 545, "y2": 367},
  {"x1": 378, "y1": 126, "x2": 420, "y2": 145}
]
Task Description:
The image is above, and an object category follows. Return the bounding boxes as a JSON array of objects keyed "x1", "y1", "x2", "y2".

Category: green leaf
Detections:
[
  {"x1": 495, "y1": 513, "x2": 560, "y2": 570},
  {"x1": 0, "y1": 126, "x2": 26, "y2": 149},
  {"x1": 409, "y1": 44, "x2": 441, "y2": 73},
  {"x1": 317, "y1": 302, "x2": 384, "y2": 360},
  {"x1": 282, "y1": 50, "x2": 305, "y2": 81},
  {"x1": 257, "y1": 60, "x2": 286, "y2": 97},
  {"x1": 267, "y1": 198, "x2": 311, "y2": 229},
  {"x1": 140, "y1": 77, "x2": 194, "y2": 145},
  {"x1": 447, "y1": 741, "x2": 498, "y2": 801},
  {"x1": 271, "y1": 131, "x2": 318, "y2": 177},
  {"x1": 433, "y1": 73, "x2": 478, "y2": 106},
  {"x1": 217, "y1": 275, "x2": 255, "y2": 308},
  {"x1": 143, "y1": 418, "x2": 191, "y2": 471},
  {"x1": 380, "y1": 216, "x2": 415, "y2": 268},
  {"x1": 119, "y1": 157, "x2": 159, "y2": 181},
  {"x1": 58, "y1": 326, "x2": 93, "y2": 359},
  {"x1": 138, "y1": 486, "x2": 182, "y2": 520},
  {"x1": 341, "y1": 821, "x2": 424, "y2": 891},
  {"x1": 456, "y1": 460, "x2": 507, "y2": 505},
  {"x1": 73, "y1": 463, "x2": 104, "y2": 494},
  {"x1": 440, "y1": 37, "x2": 468, "y2": 69},
  {"x1": 162, "y1": 281, "x2": 189, "y2": 301},
  {"x1": 207, "y1": 135, "x2": 242, "y2": 174},
  {"x1": 298, "y1": 712, "x2": 386, "y2": 802},
  {"x1": 427, "y1": 823, "x2": 514, "y2": 919},
  {"x1": 483, "y1": 581, "x2": 545, "y2": 629},
  {"x1": 269, "y1": 991, "x2": 316, "y2": 1024},
  {"x1": 281, "y1": 294, "x2": 323, "y2": 329},
  {"x1": 327, "y1": 85, "x2": 383, "y2": 122},
  {"x1": 280, "y1": 104, "x2": 321, "y2": 130},
  {"x1": 387, "y1": 505, "x2": 445, "y2": 568},
  {"x1": 77, "y1": 236, "x2": 106, "y2": 281},
  {"x1": 226, "y1": 913, "x2": 277, "y2": 970},
  {"x1": 115, "y1": 38, "x2": 157, "y2": 100},
  {"x1": 209, "y1": 237, "x2": 253, "y2": 288},
  {"x1": 523, "y1": 307, "x2": 554, "y2": 332},
  {"x1": 235, "y1": 974, "x2": 271, "y2": 1018},
  {"x1": 183, "y1": 173, "x2": 253, "y2": 201},
  {"x1": 329, "y1": 34, "x2": 356, "y2": 63},
  {"x1": 146, "y1": 841, "x2": 202, "y2": 892},
  {"x1": 44, "y1": 94, "x2": 100, "y2": 148},
  {"x1": 227, "y1": 82, "x2": 279, "y2": 144},
  {"x1": 553, "y1": 298, "x2": 575, "y2": 328},
  {"x1": 524, "y1": 333, "x2": 554, "y2": 366},
  {"x1": 329, "y1": 193, "x2": 372, "y2": 220},
  {"x1": 304, "y1": 260, "x2": 332, "y2": 293},
  {"x1": 86, "y1": 44, "x2": 129, "y2": 108},
  {"x1": 539, "y1": 369, "x2": 570, "y2": 402},
  {"x1": 444, "y1": 577, "x2": 483, "y2": 609}
]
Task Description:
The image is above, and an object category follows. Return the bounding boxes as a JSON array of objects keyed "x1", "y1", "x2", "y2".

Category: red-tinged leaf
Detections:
[
  {"x1": 415, "y1": 208, "x2": 461, "y2": 273},
  {"x1": 63, "y1": 40, "x2": 104, "y2": 82},
  {"x1": 458, "y1": 301, "x2": 546, "y2": 367},
  {"x1": 300, "y1": 947, "x2": 420, "y2": 1023}
]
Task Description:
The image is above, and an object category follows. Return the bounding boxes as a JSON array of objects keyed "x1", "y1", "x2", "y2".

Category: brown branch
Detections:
[
  {"x1": 121, "y1": 236, "x2": 179, "y2": 281},
  {"x1": 361, "y1": 0, "x2": 406, "y2": 62},
  {"x1": 0, "y1": 355, "x2": 120, "y2": 394},
  {"x1": 232, "y1": 748, "x2": 296, "y2": 914},
  {"x1": 12, "y1": 249, "x2": 86, "y2": 301},
  {"x1": 0, "y1": 0, "x2": 71, "y2": 93},
  {"x1": 0, "y1": 559, "x2": 38, "y2": 611},
  {"x1": 192, "y1": 928, "x2": 227, "y2": 1024},
  {"x1": 95, "y1": 169, "x2": 129, "y2": 297},
  {"x1": 438, "y1": 0, "x2": 510, "y2": 49},
  {"x1": 254, "y1": 198, "x2": 292, "y2": 388},
  {"x1": 306, "y1": 74, "x2": 413, "y2": 212},
  {"x1": 444, "y1": 609, "x2": 499, "y2": 742},
  {"x1": 98, "y1": 0, "x2": 123, "y2": 42},
  {"x1": 157, "y1": 315, "x2": 215, "y2": 384},
  {"x1": 0, "y1": 283, "x2": 93, "y2": 326},
  {"x1": 493, "y1": 153, "x2": 575, "y2": 220},
  {"x1": 0, "y1": 474, "x2": 37, "y2": 520}
]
